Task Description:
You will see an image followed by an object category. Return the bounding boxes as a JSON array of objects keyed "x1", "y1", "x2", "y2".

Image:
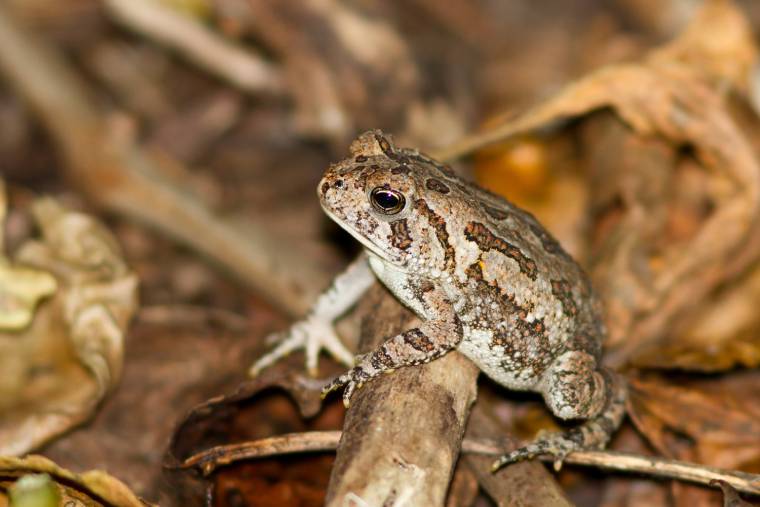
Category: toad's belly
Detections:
[{"x1": 456, "y1": 325, "x2": 550, "y2": 391}]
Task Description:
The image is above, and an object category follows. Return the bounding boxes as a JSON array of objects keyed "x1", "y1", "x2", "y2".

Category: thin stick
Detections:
[
  {"x1": 177, "y1": 431, "x2": 343, "y2": 475},
  {"x1": 177, "y1": 430, "x2": 760, "y2": 497},
  {"x1": 0, "y1": 179, "x2": 6, "y2": 253},
  {"x1": 103, "y1": 0, "x2": 284, "y2": 95}
]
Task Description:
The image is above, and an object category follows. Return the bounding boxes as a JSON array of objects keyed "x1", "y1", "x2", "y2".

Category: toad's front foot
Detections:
[
  {"x1": 249, "y1": 315, "x2": 355, "y2": 377},
  {"x1": 320, "y1": 362, "x2": 371, "y2": 407}
]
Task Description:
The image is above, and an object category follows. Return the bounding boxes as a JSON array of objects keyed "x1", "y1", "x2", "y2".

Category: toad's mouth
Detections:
[{"x1": 321, "y1": 205, "x2": 405, "y2": 267}]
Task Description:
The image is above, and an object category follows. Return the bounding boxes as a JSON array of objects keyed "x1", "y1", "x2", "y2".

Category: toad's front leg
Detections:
[
  {"x1": 322, "y1": 286, "x2": 462, "y2": 406},
  {"x1": 249, "y1": 253, "x2": 375, "y2": 376}
]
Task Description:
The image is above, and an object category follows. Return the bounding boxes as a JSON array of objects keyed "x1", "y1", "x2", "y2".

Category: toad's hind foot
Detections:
[
  {"x1": 492, "y1": 370, "x2": 628, "y2": 472},
  {"x1": 491, "y1": 428, "x2": 592, "y2": 472}
]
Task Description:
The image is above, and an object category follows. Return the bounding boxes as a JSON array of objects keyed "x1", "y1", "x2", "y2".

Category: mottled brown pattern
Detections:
[
  {"x1": 465, "y1": 262, "x2": 550, "y2": 374},
  {"x1": 527, "y1": 221, "x2": 570, "y2": 259},
  {"x1": 355, "y1": 166, "x2": 373, "y2": 190},
  {"x1": 483, "y1": 204, "x2": 509, "y2": 220},
  {"x1": 357, "y1": 211, "x2": 379, "y2": 235},
  {"x1": 425, "y1": 178, "x2": 450, "y2": 194},
  {"x1": 415, "y1": 199, "x2": 457, "y2": 270},
  {"x1": 391, "y1": 164, "x2": 411, "y2": 175},
  {"x1": 371, "y1": 346, "x2": 395, "y2": 370},
  {"x1": 419, "y1": 280, "x2": 435, "y2": 293},
  {"x1": 464, "y1": 261, "x2": 486, "y2": 283},
  {"x1": 551, "y1": 279, "x2": 578, "y2": 317},
  {"x1": 464, "y1": 222, "x2": 538, "y2": 280},
  {"x1": 402, "y1": 328, "x2": 435, "y2": 352},
  {"x1": 389, "y1": 218, "x2": 413, "y2": 250},
  {"x1": 407, "y1": 152, "x2": 456, "y2": 178},
  {"x1": 355, "y1": 155, "x2": 367, "y2": 163},
  {"x1": 375, "y1": 133, "x2": 393, "y2": 157}
]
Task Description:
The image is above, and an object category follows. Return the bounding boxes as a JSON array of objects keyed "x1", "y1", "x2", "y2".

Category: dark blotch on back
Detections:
[
  {"x1": 527, "y1": 221, "x2": 571, "y2": 260},
  {"x1": 414, "y1": 199, "x2": 456, "y2": 270},
  {"x1": 464, "y1": 222, "x2": 538, "y2": 280},
  {"x1": 426, "y1": 178, "x2": 450, "y2": 194},
  {"x1": 483, "y1": 204, "x2": 509, "y2": 220},
  {"x1": 375, "y1": 133, "x2": 394, "y2": 157},
  {"x1": 551, "y1": 279, "x2": 578, "y2": 317},
  {"x1": 409, "y1": 152, "x2": 456, "y2": 178}
]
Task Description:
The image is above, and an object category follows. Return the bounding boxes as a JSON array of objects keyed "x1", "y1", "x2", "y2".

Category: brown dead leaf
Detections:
[
  {"x1": 0, "y1": 190, "x2": 138, "y2": 455},
  {"x1": 0, "y1": 261, "x2": 56, "y2": 331},
  {"x1": 0, "y1": 181, "x2": 57, "y2": 331},
  {"x1": 437, "y1": 0, "x2": 760, "y2": 368},
  {"x1": 0, "y1": 454, "x2": 153, "y2": 506},
  {"x1": 165, "y1": 372, "x2": 342, "y2": 506},
  {"x1": 632, "y1": 262, "x2": 760, "y2": 371},
  {"x1": 628, "y1": 373, "x2": 760, "y2": 471}
]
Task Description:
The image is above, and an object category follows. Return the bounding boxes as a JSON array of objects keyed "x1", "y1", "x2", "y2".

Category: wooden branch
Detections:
[
  {"x1": 0, "y1": 4, "x2": 326, "y2": 317},
  {"x1": 177, "y1": 431, "x2": 760, "y2": 497},
  {"x1": 324, "y1": 286, "x2": 479, "y2": 506},
  {"x1": 103, "y1": 0, "x2": 284, "y2": 96},
  {"x1": 463, "y1": 406, "x2": 572, "y2": 507}
]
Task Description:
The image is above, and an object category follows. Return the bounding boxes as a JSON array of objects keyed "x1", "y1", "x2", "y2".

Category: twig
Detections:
[
  {"x1": 177, "y1": 430, "x2": 760, "y2": 497},
  {"x1": 178, "y1": 431, "x2": 342, "y2": 475},
  {"x1": 103, "y1": 0, "x2": 284, "y2": 96},
  {"x1": 554, "y1": 450, "x2": 760, "y2": 498}
]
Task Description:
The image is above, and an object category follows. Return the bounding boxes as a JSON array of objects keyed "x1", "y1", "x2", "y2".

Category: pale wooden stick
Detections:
[{"x1": 324, "y1": 288, "x2": 480, "y2": 507}]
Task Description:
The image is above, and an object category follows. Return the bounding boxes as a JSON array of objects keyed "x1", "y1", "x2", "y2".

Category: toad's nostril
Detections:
[{"x1": 335, "y1": 179, "x2": 344, "y2": 188}]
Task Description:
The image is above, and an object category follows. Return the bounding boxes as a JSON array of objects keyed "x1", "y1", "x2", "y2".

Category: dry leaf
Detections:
[
  {"x1": 0, "y1": 455, "x2": 153, "y2": 506},
  {"x1": 0, "y1": 188, "x2": 138, "y2": 455},
  {"x1": 628, "y1": 373, "x2": 760, "y2": 470},
  {"x1": 0, "y1": 261, "x2": 57, "y2": 331},
  {"x1": 438, "y1": 0, "x2": 760, "y2": 368},
  {"x1": 0, "y1": 181, "x2": 56, "y2": 331}
]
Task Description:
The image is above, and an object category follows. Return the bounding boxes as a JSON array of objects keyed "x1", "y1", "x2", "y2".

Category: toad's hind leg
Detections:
[{"x1": 492, "y1": 365, "x2": 627, "y2": 471}]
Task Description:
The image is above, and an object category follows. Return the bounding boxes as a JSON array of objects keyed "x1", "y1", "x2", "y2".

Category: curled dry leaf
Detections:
[
  {"x1": 0, "y1": 454, "x2": 153, "y2": 506},
  {"x1": 437, "y1": 0, "x2": 760, "y2": 368},
  {"x1": 164, "y1": 372, "x2": 338, "y2": 506},
  {"x1": 628, "y1": 373, "x2": 760, "y2": 471},
  {"x1": 0, "y1": 257, "x2": 57, "y2": 332},
  {"x1": 0, "y1": 189, "x2": 138, "y2": 455},
  {"x1": 0, "y1": 181, "x2": 57, "y2": 331}
]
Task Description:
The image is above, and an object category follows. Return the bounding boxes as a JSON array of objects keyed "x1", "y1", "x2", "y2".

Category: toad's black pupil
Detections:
[
  {"x1": 375, "y1": 191, "x2": 398, "y2": 208},
  {"x1": 370, "y1": 187, "x2": 405, "y2": 214}
]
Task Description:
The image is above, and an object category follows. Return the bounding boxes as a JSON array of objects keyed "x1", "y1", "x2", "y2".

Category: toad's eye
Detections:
[{"x1": 370, "y1": 187, "x2": 405, "y2": 215}]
